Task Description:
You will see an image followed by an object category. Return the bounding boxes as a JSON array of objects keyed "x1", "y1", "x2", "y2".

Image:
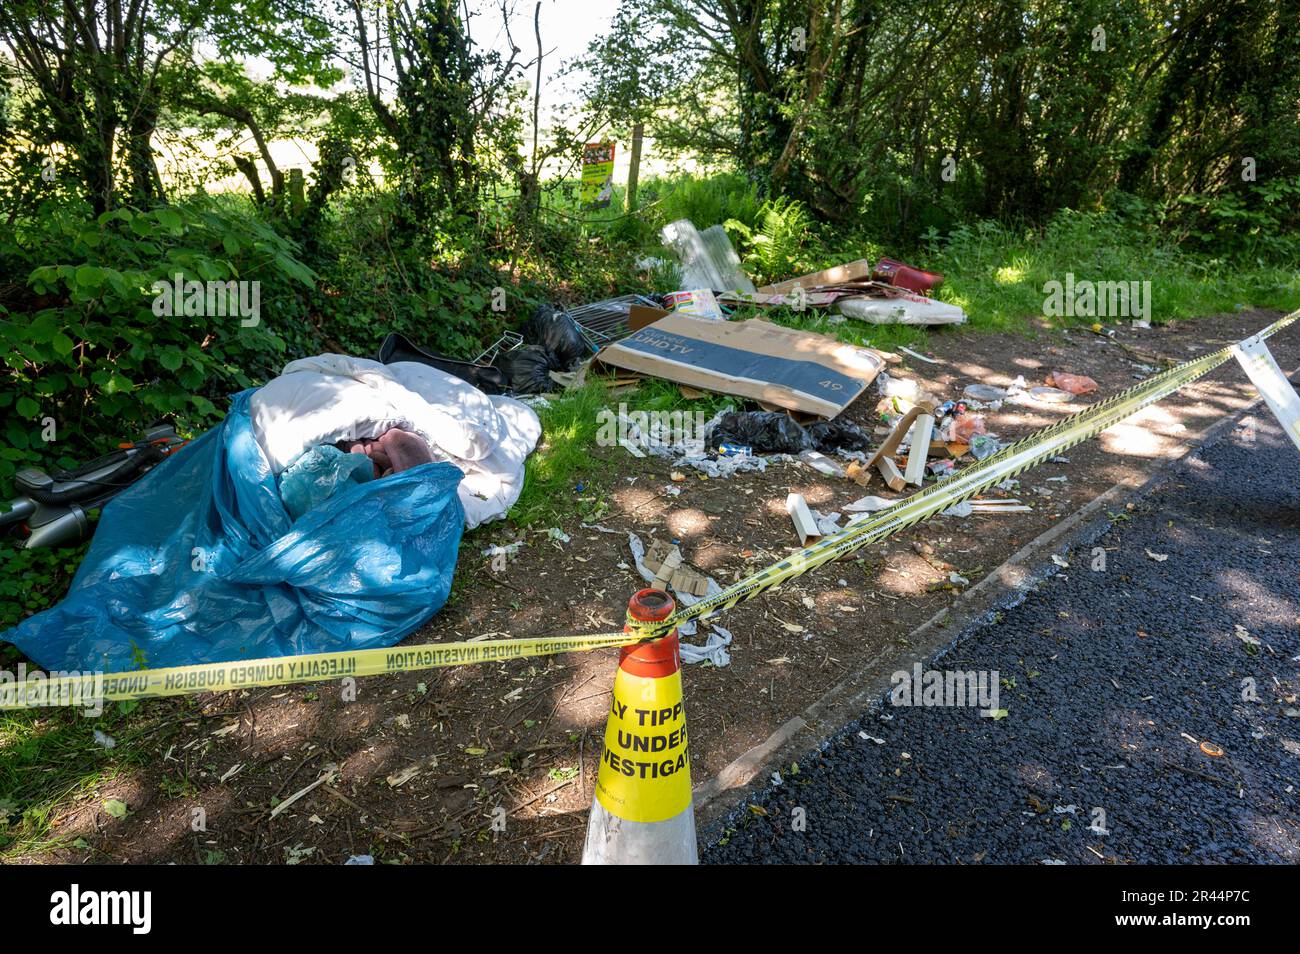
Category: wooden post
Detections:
[
  {"x1": 288, "y1": 168, "x2": 305, "y2": 218},
  {"x1": 626, "y1": 121, "x2": 644, "y2": 213}
]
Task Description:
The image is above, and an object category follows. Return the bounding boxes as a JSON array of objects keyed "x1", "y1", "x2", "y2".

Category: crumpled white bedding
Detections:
[{"x1": 250, "y1": 353, "x2": 541, "y2": 528}]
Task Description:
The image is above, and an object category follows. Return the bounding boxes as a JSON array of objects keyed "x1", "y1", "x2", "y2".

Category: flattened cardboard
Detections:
[
  {"x1": 595, "y1": 313, "x2": 887, "y2": 418},
  {"x1": 758, "y1": 259, "x2": 874, "y2": 296},
  {"x1": 628, "y1": 303, "x2": 669, "y2": 331}
]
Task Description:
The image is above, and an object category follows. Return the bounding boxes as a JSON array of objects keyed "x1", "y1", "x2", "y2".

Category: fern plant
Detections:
[{"x1": 726, "y1": 196, "x2": 817, "y2": 284}]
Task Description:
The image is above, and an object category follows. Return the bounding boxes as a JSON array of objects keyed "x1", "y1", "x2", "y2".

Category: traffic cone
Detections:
[{"x1": 581, "y1": 588, "x2": 697, "y2": 864}]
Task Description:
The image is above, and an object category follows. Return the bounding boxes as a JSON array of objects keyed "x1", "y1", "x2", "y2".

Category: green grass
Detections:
[
  {"x1": 922, "y1": 214, "x2": 1300, "y2": 330},
  {"x1": 0, "y1": 701, "x2": 160, "y2": 857}
]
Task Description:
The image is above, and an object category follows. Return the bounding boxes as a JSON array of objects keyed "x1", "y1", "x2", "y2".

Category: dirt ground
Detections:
[{"x1": 15, "y1": 308, "x2": 1298, "y2": 865}]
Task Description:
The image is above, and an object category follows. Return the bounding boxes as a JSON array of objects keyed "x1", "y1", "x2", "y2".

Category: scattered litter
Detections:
[
  {"x1": 844, "y1": 495, "x2": 895, "y2": 513},
  {"x1": 900, "y1": 346, "x2": 940, "y2": 364},
  {"x1": 642, "y1": 538, "x2": 711, "y2": 597},
  {"x1": 1027, "y1": 386, "x2": 1074, "y2": 403},
  {"x1": 876, "y1": 372, "x2": 921, "y2": 403},
  {"x1": 787, "y1": 493, "x2": 822, "y2": 546},
  {"x1": 871, "y1": 258, "x2": 944, "y2": 293},
  {"x1": 1051, "y1": 554, "x2": 1070, "y2": 568},
  {"x1": 962, "y1": 383, "x2": 1007, "y2": 402},
  {"x1": 862, "y1": 401, "x2": 936, "y2": 490},
  {"x1": 799, "y1": 450, "x2": 846, "y2": 477},
  {"x1": 345, "y1": 855, "x2": 375, "y2": 865},
  {"x1": 625, "y1": 532, "x2": 730, "y2": 664},
  {"x1": 949, "y1": 412, "x2": 987, "y2": 442},
  {"x1": 943, "y1": 499, "x2": 1031, "y2": 517},
  {"x1": 815, "y1": 511, "x2": 843, "y2": 536},
  {"x1": 1144, "y1": 549, "x2": 1168, "y2": 562},
  {"x1": 93, "y1": 730, "x2": 116, "y2": 749},
  {"x1": 663, "y1": 288, "x2": 725, "y2": 320},
  {"x1": 968, "y1": 433, "x2": 1003, "y2": 460},
  {"x1": 1046, "y1": 371, "x2": 1098, "y2": 395},
  {"x1": 1199, "y1": 741, "x2": 1225, "y2": 757},
  {"x1": 546, "y1": 527, "x2": 571, "y2": 544},
  {"x1": 718, "y1": 442, "x2": 752, "y2": 458},
  {"x1": 482, "y1": 541, "x2": 523, "y2": 560},
  {"x1": 858, "y1": 731, "x2": 887, "y2": 745}
]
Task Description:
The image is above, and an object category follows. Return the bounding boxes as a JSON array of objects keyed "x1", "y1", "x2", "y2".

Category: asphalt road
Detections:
[{"x1": 704, "y1": 406, "x2": 1300, "y2": 864}]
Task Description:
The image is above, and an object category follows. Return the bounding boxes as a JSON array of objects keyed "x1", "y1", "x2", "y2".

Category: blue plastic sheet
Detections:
[{"x1": 1, "y1": 390, "x2": 465, "y2": 673}]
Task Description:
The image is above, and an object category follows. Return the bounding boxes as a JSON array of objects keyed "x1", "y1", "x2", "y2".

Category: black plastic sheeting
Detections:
[{"x1": 708, "y1": 411, "x2": 873, "y2": 455}]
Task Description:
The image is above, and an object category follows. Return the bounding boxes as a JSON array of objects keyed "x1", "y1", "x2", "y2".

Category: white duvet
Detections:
[{"x1": 249, "y1": 354, "x2": 541, "y2": 528}]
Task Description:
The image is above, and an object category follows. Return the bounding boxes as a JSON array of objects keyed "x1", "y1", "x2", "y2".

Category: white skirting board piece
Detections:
[
  {"x1": 904, "y1": 413, "x2": 935, "y2": 486},
  {"x1": 786, "y1": 493, "x2": 821, "y2": 546}
]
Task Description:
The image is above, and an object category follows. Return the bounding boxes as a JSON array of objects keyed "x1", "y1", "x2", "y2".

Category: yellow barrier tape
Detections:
[
  {"x1": 2, "y1": 309, "x2": 1295, "y2": 710},
  {"x1": 0, "y1": 633, "x2": 630, "y2": 709}
]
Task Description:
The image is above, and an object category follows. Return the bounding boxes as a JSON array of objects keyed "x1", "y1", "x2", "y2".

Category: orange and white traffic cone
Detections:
[{"x1": 581, "y1": 588, "x2": 697, "y2": 864}]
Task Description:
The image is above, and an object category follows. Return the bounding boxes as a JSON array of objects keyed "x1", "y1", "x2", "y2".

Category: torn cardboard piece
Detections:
[
  {"x1": 642, "y1": 538, "x2": 712, "y2": 597},
  {"x1": 595, "y1": 313, "x2": 888, "y2": 418}
]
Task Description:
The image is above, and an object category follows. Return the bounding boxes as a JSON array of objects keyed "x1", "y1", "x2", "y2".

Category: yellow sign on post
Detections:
[{"x1": 581, "y1": 141, "x2": 616, "y2": 210}]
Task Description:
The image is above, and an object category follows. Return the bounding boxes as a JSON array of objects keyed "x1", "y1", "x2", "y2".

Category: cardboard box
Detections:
[{"x1": 595, "y1": 313, "x2": 887, "y2": 418}]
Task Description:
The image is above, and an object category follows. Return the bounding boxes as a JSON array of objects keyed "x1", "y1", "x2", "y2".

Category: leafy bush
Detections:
[{"x1": 0, "y1": 195, "x2": 317, "y2": 488}]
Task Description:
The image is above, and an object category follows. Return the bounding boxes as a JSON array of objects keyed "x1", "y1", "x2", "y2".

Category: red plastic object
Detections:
[{"x1": 872, "y1": 258, "x2": 943, "y2": 294}]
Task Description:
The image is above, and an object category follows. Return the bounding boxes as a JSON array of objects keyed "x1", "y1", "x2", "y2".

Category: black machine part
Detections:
[
  {"x1": 1, "y1": 424, "x2": 183, "y2": 549},
  {"x1": 375, "y1": 332, "x2": 506, "y2": 395}
]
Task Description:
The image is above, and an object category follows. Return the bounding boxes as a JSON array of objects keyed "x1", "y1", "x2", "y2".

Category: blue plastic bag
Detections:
[
  {"x1": 279, "y1": 444, "x2": 375, "y2": 521},
  {"x1": 1, "y1": 390, "x2": 465, "y2": 673}
]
